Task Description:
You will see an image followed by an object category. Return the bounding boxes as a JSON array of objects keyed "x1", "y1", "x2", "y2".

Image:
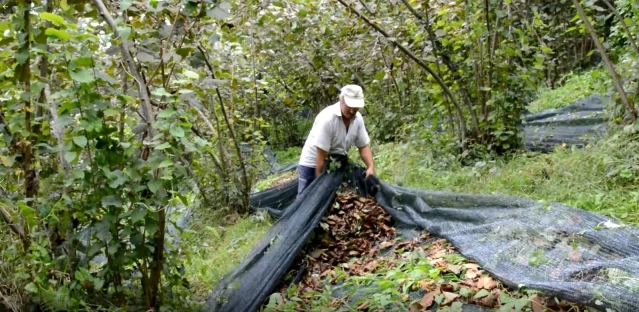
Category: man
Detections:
[{"x1": 297, "y1": 84, "x2": 375, "y2": 195}]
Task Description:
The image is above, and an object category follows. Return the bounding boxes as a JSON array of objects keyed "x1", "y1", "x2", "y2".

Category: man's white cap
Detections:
[{"x1": 340, "y1": 85, "x2": 365, "y2": 108}]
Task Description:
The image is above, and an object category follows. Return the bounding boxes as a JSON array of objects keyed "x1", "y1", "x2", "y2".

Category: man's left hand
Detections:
[{"x1": 365, "y1": 167, "x2": 375, "y2": 179}]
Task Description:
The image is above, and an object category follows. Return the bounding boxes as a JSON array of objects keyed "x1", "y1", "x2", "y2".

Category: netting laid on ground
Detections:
[
  {"x1": 520, "y1": 94, "x2": 610, "y2": 152},
  {"x1": 203, "y1": 156, "x2": 639, "y2": 312}
]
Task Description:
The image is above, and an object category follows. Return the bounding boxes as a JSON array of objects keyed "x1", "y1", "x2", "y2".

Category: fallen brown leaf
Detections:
[
  {"x1": 476, "y1": 292, "x2": 495, "y2": 307},
  {"x1": 420, "y1": 286, "x2": 441, "y2": 308},
  {"x1": 477, "y1": 275, "x2": 497, "y2": 290},
  {"x1": 442, "y1": 292, "x2": 460, "y2": 305},
  {"x1": 569, "y1": 250, "x2": 582, "y2": 261},
  {"x1": 356, "y1": 301, "x2": 370, "y2": 310},
  {"x1": 532, "y1": 295, "x2": 545, "y2": 312},
  {"x1": 309, "y1": 248, "x2": 326, "y2": 259},
  {"x1": 446, "y1": 263, "x2": 462, "y2": 274},
  {"x1": 408, "y1": 302, "x2": 423, "y2": 312}
]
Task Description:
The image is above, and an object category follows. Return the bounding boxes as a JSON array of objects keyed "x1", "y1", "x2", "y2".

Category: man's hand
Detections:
[{"x1": 365, "y1": 166, "x2": 375, "y2": 179}]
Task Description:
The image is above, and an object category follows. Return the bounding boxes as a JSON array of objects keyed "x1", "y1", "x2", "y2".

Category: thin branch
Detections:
[
  {"x1": 0, "y1": 204, "x2": 29, "y2": 251},
  {"x1": 336, "y1": 0, "x2": 468, "y2": 145},
  {"x1": 197, "y1": 44, "x2": 251, "y2": 211},
  {"x1": 92, "y1": 0, "x2": 156, "y2": 136},
  {"x1": 379, "y1": 41, "x2": 404, "y2": 110}
]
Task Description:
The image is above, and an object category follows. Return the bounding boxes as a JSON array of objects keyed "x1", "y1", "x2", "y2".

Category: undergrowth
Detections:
[{"x1": 183, "y1": 209, "x2": 273, "y2": 306}]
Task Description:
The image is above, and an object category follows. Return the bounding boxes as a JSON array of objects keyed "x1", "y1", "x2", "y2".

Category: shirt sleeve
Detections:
[
  {"x1": 314, "y1": 114, "x2": 333, "y2": 152},
  {"x1": 355, "y1": 117, "x2": 370, "y2": 148}
]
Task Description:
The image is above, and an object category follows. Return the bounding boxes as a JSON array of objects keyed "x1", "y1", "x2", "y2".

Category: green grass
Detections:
[
  {"x1": 528, "y1": 68, "x2": 610, "y2": 113},
  {"x1": 183, "y1": 210, "x2": 273, "y2": 305},
  {"x1": 275, "y1": 146, "x2": 302, "y2": 165}
]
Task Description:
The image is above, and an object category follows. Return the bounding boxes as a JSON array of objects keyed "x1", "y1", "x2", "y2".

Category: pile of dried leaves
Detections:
[
  {"x1": 273, "y1": 190, "x2": 590, "y2": 312},
  {"x1": 277, "y1": 190, "x2": 395, "y2": 293}
]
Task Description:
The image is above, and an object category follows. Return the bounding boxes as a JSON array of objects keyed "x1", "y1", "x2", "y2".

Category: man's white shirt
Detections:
[{"x1": 299, "y1": 102, "x2": 370, "y2": 168}]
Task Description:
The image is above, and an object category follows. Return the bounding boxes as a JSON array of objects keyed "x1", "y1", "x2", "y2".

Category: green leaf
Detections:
[
  {"x1": 120, "y1": 0, "x2": 132, "y2": 11},
  {"x1": 39, "y1": 12, "x2": 66, "y2": 26},
  {"x1": 96, "y1": 71, "x2": 116, "y2": 84},
  {"x1": 297, "y1": 10, "x2": 308, "y2": 18},
  {"x1": 474, "y1": 289, "x2": 490, "y2": 299},
  {"x1": 148, "y1": 179, "x2": 162, "y2": 193},
  {"x1": 16, "y1": 51, "x2": 28, "y2": 65},
  {"x1": 152, "y1": 87, "x2": 172, "y2": 97},
  {"x1": 159, "y1": 159, "x2": 173, "y2": 168},
  {"x1": 104, "y1": 108, "x2": 121, "y2": 117},
  {"x1": 117, "y1": 26, "x2": 132, "y2": 41},
  {"x1": 72, "y1": 169, "x2": 85, "y2": 179},
  {"x1": 45, "y1": 28, "x2": 71, "y2": 41},
  {"x1": 87, "y1": 243, "x2": 102, "y2": 258},
  {"x1": 0, "y1": 155, "x2": 15, "y2": 167},
  {"x1": 176, "y1": 47, "x2": 193, "y2": 59},
  {"x1": 69, "y1": 69, "x2": 95, "y2": 83},
  {"x1": 375, "y1": 71, "x2": 386, "y2": 81},
  {"x1": 157, "y1": 108, "x2": 176, "y2": 118},
  {"x1": 183, "y1": 70, "x2": 199, "y2": 79},
  {"x1": 108, "y1": 171, "x2": 128, "y2": 188},
  {"x1": 136, "y1": 51, "x2": 155, "y2": 62},
  {"x1": 25, "y1": 283, "x2": 38, "y2": 293},
  {"x1": 101, "y1": 195, "x2": 122, "y2": 207},
  {"x1": 155, "y1": 142, "x2": 171, "y2": 150},
  {"x1": 19, "y1": 203, "x2": 37, "y2": 227},
  {"x1": 64, "y1": 151, "x2": 77, "y2": 163},
  {"x1": 61, "y1": 0, "x2": 69, "y2": 10},
  {"x1": 96, "y1": 222, "x2": 113, "y2": 243},
  {"x1": 107, "y1": 242, "x2": 120, "y2": 255},
  {"x1": 207, "y1": 2, "x2": 231, "y2": 20},
  {"x1": 94, "y1": 279, "x2": 104, "y2": 291},
  {"x1": 170, "y1": 125, "x2": 185, "y2": 138},
  {"x1": 73, "y1": 135, "x2": 87, "y2": 148},
  {"x1": 130, "y1": 207, "x2": 147, "y2": 223}
]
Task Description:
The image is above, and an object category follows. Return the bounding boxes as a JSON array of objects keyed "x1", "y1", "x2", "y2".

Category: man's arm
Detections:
[
  {"x1": 358, "y1": 145, "x2": 374, "y2": 177},
  {"x1": 315, "y1": 147, "x2": 328, "y2": 176},
  {"x1": 355, "y1": 117, "x2": 374, "y2": 178}
]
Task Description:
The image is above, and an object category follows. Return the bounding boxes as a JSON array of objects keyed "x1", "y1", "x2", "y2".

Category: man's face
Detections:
[{"x1": 340, "y1": 97, "x2": 359, "y2": 119}]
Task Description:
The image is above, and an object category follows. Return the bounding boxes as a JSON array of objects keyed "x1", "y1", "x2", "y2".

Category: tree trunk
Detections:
[{"x1": 19, "y1": 0, "x2": 37, "y2": 228}]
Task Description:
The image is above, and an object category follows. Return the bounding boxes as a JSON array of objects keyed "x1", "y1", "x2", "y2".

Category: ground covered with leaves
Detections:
[{"x1": 264, "y1": 190, "x2": 596, "y2": 312}]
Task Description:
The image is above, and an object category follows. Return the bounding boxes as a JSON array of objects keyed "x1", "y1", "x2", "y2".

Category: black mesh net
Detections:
[
  {"x1": 202, "y1": 155, "x2": 639, "y2": 312},
  {"x1": 520, "y1": 94, "x2": 610, "y2": 152}
]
